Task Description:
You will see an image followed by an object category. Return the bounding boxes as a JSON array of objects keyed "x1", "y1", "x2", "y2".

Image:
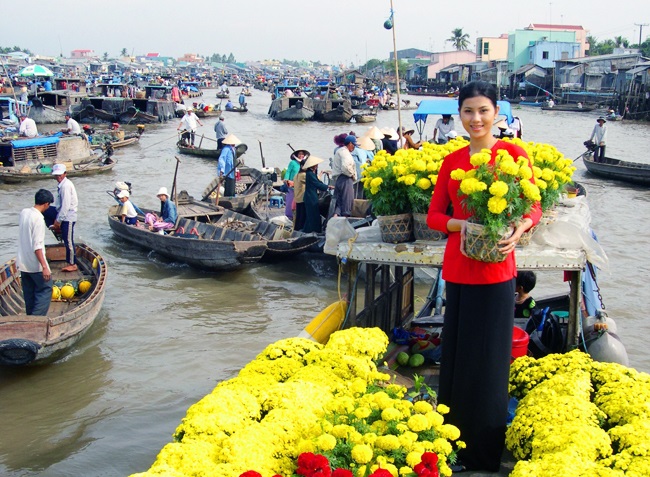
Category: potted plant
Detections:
[{"x1": 450, "y1": 147, "x2": 542, "y2": 262}]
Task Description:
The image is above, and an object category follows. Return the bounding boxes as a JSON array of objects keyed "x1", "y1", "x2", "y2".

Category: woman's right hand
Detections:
[{"x1": 459, "y1": 220, "x2": 469, "y2": 258}]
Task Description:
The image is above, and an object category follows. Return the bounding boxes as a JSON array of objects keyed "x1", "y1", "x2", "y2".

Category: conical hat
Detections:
[
  {"x1": 380, "y1": 127, "x2": 399, "y2": 141},
  {"x1": 366, "y1": 126, "x2": 384, "y2": 140},
  {"x1": 494, "y1": 119, "x2": 508, "y2": 130},
  {"x1": 358, "y1": 135, "x2": 376, "y2": 151},
  {"x1": 221, "y1": 133, "x2": 241, "y2": 146},
  {"x1": 303, "y1": 156, "x2": 324, "y2": 169}
]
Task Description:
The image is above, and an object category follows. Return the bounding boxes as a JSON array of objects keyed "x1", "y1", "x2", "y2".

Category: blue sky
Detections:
[{"x1": 2, "y1": 0, "x2": 646, "y2": 65}]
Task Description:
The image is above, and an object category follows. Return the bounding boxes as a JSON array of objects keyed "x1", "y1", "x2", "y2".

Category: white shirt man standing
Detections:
[
  {"x1": 588, "y1": 117, "x2": 608, "y2": 162},
  {"x1": 51, "y1": 163, "x2": 79, "y2": 272},
  {"x1": 331, "y1": 135, "x2": 358, "y2": 217},
  {"x1": 17, "y1": 188, "x2": 55, "y2": 315},
  {"x1": 177, "y1": 108, "x2": 203, "y2": 147}
]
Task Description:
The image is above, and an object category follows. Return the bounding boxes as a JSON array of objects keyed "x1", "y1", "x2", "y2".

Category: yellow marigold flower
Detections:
[
  {"x1": 518, "y1": 165, "x2": 533, "y2": 180},
  {"x1": 351, "y1": 444, "x2": 373, "y2": 464},
  {"x1": 427, "y1": 411, "x2": 445, "y2": 428},
  {"x1": 381, "y1": 407, "x2": 402, "y2": 422},
  {"x1": 436, "y1": 403, "x2": 450, "y2": 414},
  {"x1": 450, "y1": 168, "x2": 466, "y2": 181},
  {"x1": 399, "y1": 466, "x2": 414, "y2": 476},
  {"x1": 537, "y1": 179, "x2": 547, "y2": 190},
  {"x1": 316, "y1": 433, "x2": 337, "y2": 451},
  {"x1": 532, "y1": 166, "x2": 542, "y2": 178},
  {"x1": 403, "y1": 174, "x2": 417, "y2": 186},
  {"x1": 413, "y1": 401, "x2": 434, "y2": 414},
  {"x1": 489, "y1": 180, "x2": 509, "y2": 197},
  {"x1": 394, "y1": 165, "x2": 406, "y2": 176},
  {"x1": 440, "y1": 423, "x2": 461, "y2": 440},
  {"x1": 331, "y1": 424, "x2": 351, "y2": 439},
  {"x1": 416, "y1": 177, "x2": 432, "y2": 190},
  {"x1": 370, "y1": 177, "x2": 383, "y2": 189},
  {"x1": 363, "y1": 432, "x2": 378, "y2": 446},
  {"x1": 412, "y1": 159, "x2": 427, "y2": 171},
  {"x1": 470, "y1": 151, "x2": 491, "y2": 166},
  {"x1": 407, "y1": 413, "x2": 431, "y2": 432},
  {"x1": 459, "y1": 178, "x2": 488, "y2": 195},
  {"x1": 349, "y1": 430, "x2": 363, "y2": 444},
  {"x1": 500, "y1": 160, "x2": 519, "y2": 176},
  {"x1": 406, "y1": 451, "x2": 424, "y2": 467},
  {"x1": 541, "y1": 168, "x2": 554, "y2": 181},
  {"x1": 354, "y1": 406, "x2": 372, "y2": 419},
  {"x1": 487, "y1": 196, "x2": 507, "y2": 214},
  {"x1": 521, "y1": 182, "x2": 541, "y2": 202},
  {"x1": 431, "y1": 437, "x2": 453, "y2": 455},
  {"x1": 375, "y1": 434, "x2": 401, "y2": 451}
]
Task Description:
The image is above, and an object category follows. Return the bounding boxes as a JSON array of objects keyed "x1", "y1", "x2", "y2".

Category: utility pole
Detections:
[{"x1": 635, "y1": 23, "x2": 648, "y2": 46}]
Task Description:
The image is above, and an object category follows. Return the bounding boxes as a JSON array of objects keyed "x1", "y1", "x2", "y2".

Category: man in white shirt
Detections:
[
  {"x1": 18, "y1": 113, "x2": 38, "y2": 138},
  {"x1": 62, "y1": 112, "x2": 81, "y2": 135},
  {"x1": 331, "y1": 135, "x2": 358, "y2": 217},
  {"x1": 17, "y1": 188, "x2": 55, "y2": 315},
  {"x1": 51, "y1": 163, "x2": 79, "y2": 272},
  {"x1": 588, "y1": 117, "x2": 608, "y2": 162},
  {"x1": 177, "y1": 108, "x2": 203, "y2": 148},
  {"x1": 433, "y1": 115, "x2": 455, "y2": 144}
]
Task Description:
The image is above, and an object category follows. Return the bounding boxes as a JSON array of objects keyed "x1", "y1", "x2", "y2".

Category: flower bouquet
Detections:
[{"x1": 450, "y1": 148, "x2": 541, "y2": 262}]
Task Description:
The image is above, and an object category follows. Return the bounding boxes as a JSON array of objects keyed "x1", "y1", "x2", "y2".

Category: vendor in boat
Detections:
[
  {"x1": 218, "y1": 134, "x2": 241, "y2": 197},
  {"x1": 401, "y1": 127, "x2": 422, "y2": 150},
  {"x1": 225, "y1": 99, "x2": 234, "y2": 109},
  {"x1": 177, "y1": 107, "x2": 203, "y2": 148},
  {"x1": 17, "y1": 188, "x2": 55, "y2": 316},
  {"x1": 380, "y1": 127, "x2": 399, "y2": 155},
  {"x1": 302, "y1": 155, "x2": 333, "y2": 234},
  {"x1": 331, "y1": 135, "x2": 358, "y2": 217},
  {"x1": 588, "y1": 117, "x2": 608, "y2": 162},
  {"x1": 433, "y1": 114, "x2": 455, "y2": 144},
  {"x1": 61, "y1": 112, "x2": 81, "y2": 136},
  {"x1": 18, "y1": 112, "x2": 38, "y2": 138},
  {"x1": 214, "y1": 116, "x2": 228, "y2": 149},
  {"x1": 238, "y1": 91, "x2": 246, "y2": 109},
  {"x1": 145, "y1": 187, "x2": 177, "y2": 232},
  {"x1": 116, "y1": 190, "x2": 138, "y2": 225}
]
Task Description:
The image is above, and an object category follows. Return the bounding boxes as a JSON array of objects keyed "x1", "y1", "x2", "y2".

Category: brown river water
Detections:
[{"x1": 1, "y1": 90, "x2": 649, "y2": 476}]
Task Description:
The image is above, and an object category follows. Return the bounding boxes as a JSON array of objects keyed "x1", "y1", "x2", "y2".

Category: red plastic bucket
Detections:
[{"x1": 511, "y1": 326, "x2": 529, "y2": 362}]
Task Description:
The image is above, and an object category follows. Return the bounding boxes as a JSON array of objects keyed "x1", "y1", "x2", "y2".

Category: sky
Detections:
[{"x1": 2, "y1": 0, "x2": 647, "y2": 66}]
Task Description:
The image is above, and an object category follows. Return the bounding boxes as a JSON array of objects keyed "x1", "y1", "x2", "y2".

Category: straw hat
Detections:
[
  {"x1": 303, "y1": 156, "x2": 324, "y2": 170},
  {"x1": 381, "y1": 127, "x2": 399, "y2": 141},
  {"x1": 358, "y1": 135, "x2": 376, "y2": 151},
  {"x1": 221, "y1": 133, "x2": 241, "y2": 146},
  {"x1": 366, "y1": 126, "x2": 384, "y2": 140}
]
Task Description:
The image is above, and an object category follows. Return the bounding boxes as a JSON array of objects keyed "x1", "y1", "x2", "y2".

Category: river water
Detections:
[{"x1": 1, "y1": 90, "x2": 649, "y2": 477}]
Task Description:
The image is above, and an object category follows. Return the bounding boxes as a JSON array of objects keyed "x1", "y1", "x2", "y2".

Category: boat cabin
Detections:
[
  {"x1": 0, "y1": 97, "x2": 28, "y2": 123},
  {"x1": 54, "y1": 77, "x2": 87, "y2": 93}
]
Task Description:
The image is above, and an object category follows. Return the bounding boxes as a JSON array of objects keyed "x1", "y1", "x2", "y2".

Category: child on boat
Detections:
[
  {"x1": 515, "y1": 270, "x2": 537, "y2": 318},
  {"x1": 117, "y1": 190, "x2": 138, "y2": 225}
]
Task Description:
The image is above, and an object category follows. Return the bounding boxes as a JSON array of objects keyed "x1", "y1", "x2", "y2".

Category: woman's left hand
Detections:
[{"x1": 498, "y1": 218, "x2": 533, "y2": 254}]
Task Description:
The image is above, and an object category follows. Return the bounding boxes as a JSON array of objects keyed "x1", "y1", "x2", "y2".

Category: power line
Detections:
[{"x1": 635, "y1": 23, "x2": 649, "y2": 45}]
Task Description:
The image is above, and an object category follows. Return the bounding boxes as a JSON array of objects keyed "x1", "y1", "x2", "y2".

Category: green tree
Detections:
[
  {"x1": 447, "y1": 28, "x2": 470, "y2": 51},
  {"x1": 212, "y1": 53, "x2": 223, "y2": 63},
  {"x1": 120, "y1": 48, "x2": 128, "y2": 56},
  {"x1": 614, "y1": 36, "x2": 629, "y2": 48},
  {"x1": 362, "y1": 59, "x2": 383, "y2": 71},
  {"x1": 383, "y1": 59, "x2": 409, "y2": 75},
  {"x1": 639, "y1": 38, "x2": 650, "y2": 57},
  {"x1": 227, "y1": 53, "x2": 235, "y2": 63},
  {"x1": 102, "y1": 52, "x2": 109, "y2": 61}
]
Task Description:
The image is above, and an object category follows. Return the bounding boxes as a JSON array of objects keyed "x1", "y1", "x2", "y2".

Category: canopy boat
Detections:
[
  {"x1": 0, "y1": 134, "x2": 104, "y2": 182},
  {"x1": 313, "y1": 97, "x2": 353, "y2": 122},
  {"x1": 107, "y1": 206, "x2": 267, "y2": 271},
  {"x1": 268, "y1": 86, "x2": 314, "y2": 121},
  {"x1": 201, "y1": 166, "x2": 265, "y2": 213},
  {"x1": 583, "y1": 152, "x2": 650, "y2": 186},
  {"x1": 541, "y1": 104, "x2": 596, "y2": 112},
  {"x1": 176, "y1": 140, "x2": 248, "y2": 159},
  {"x1": 179, "y1": 82, "x2": 203, "y2": 98},
  {"x1": 0, "y1": 242, "x2": 107, "y2": 366}
]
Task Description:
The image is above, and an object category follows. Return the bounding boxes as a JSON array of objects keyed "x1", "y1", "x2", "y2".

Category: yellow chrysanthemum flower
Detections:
[
  {"x1": 351, "y1": 444, "x2": 374, "y2": 464},
  {"x1": 416, "y1": 177, "x2": 432, "y2": 190},
  {"x1": 487, "y1": 196, "x2": 508, "y2": 214},
  {"x1": 489, "y1": 180, "x2": 509, "y2": 197}
]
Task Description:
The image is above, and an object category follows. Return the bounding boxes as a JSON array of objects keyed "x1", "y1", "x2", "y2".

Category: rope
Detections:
[{"x1": 141, "y1": 133, "x2": 180, "y2": 150}]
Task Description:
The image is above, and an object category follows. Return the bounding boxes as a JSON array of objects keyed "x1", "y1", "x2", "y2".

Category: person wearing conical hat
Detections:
[
  {"x1": 302, "y1": 156, "x2": 332, "y2": 234},
  {"x1": 218, "y1": 134, "x2": 241, "y2": 197},
  {"x1": 365, "y1": 126, "x2": 384, "y2": 153}
]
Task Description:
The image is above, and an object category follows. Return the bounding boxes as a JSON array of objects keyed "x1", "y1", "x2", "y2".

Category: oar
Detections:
[
  {"x1": 258, "y1": 139, "x2": 266, "y2": 168},
  {"x1": 287, "y1": 143, "x2": 295, "y2": 152},
  {"x1": 573, "y1": 149, "x2": 592, "y2": 163},
  {"x1": 170, "y1": 156, "x2": 181, "y2": 203}
]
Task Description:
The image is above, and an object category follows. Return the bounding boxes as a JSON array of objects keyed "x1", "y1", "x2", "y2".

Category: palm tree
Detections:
[
  {"x1": 102, "y1": 52, "x2": 109, "y2": 61},
  {"x1": 614, "y1": 36, "x2": 629, "y2": 48},
  {"x1": 120, "y1": 48, "x2": 128, "y2": 57},
  {"x1": 447, "y1": 28, "x2": 470, "y2": 51}
]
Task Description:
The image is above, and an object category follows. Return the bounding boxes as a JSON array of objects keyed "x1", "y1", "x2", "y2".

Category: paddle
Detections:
[
  {"x1": 258, "y1": 140, "x2": 266, "y2": 168},
  {"x1": 286, "y1": 143, "x2": 295, "y2": 152},
  {"x1": 170, "y1": 156, "x2": 181, "y2": 204}
]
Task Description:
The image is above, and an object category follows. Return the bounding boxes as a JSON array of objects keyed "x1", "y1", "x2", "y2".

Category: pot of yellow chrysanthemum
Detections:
[
  {"x1": 451, "y1": 148, "x2": 541, "y2": 262},
  {"x1": 362, "y1": 150, "x2": 414, "y2": 243}
]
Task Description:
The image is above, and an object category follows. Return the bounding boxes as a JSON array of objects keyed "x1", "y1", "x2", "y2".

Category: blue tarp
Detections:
[
  {"x1": 413, "y1": 99, "x2": 514, "y2": 125},
  {"x1": 11, "y1": 135, "x2": 60, "y2": 149}
]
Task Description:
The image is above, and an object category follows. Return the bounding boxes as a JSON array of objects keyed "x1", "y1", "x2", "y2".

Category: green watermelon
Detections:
[
  {"x1": 408, "y1": 353, "x2": 425, "y2": 367},
  {"x1": 396, "y1": 352, "x2": 410, "y2": 366}
]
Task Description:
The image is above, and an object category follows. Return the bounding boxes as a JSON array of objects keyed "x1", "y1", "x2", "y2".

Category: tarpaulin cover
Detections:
[
  {"x1": 11, "y1": 136, "x2": 60, "y2": 148},
  {"x1": 413, "y1": 99, "x2": 514, "y2": 125}
]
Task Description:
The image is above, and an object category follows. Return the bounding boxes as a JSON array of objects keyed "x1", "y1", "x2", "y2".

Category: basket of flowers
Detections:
[{"x1": 450, "y1": 147, "x2": 542, "y2": 262}]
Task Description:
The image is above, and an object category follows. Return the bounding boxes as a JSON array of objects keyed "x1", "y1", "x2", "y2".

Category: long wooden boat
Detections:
[
  {"x1": 541, "y1": 105, "x2": 596, "y2": 112},
  {"x1": 0, "y1": 242, "x2": 107, "y2": 366},
  {"x1": 176, "y1": 142, "x2": 248, "y2": 159},
  {"x1": 583, "y1": 154, "x2": 650, "y2": 186},
  {"x1": 519, "y1": 101, "x2": 543, "y2": 107},
  {"x1": 0, "y1": 157, "x2": 116, "y2": 184},
  {"x1": 107, "y1": 206, "x2": 268, "y2": 271},
  {"x1": 313, "y1": 98, "x2": 353, "y2": 122},
  {"x1": 268, "y1": 97, "x2": 315, "y2": 121},
  {"x1": 201, "y1": 166, "x2": 264, "y2": 213}
]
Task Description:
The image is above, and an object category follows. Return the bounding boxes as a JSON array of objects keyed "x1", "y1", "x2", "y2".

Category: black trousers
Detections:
[
  {"x1": 439, "y1": 279, "x2": 515, "y2": 472},
  {"x1": 21, "y1": 271, "x2": 53, "y2": 316},
  {"x1": 594, "y1": 145, "x2": 606, "y2": 162},
  {"x1": 224, "y1": 177, "x2": 236, "y2": 197}
]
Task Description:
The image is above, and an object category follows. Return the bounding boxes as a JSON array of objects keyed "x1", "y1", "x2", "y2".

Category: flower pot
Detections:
[
  {"x1": 518, "y1": 225, "x2": 538, "y2": 247},
  {"x1": 412, "y1": 213, "x2": 446, "y2": 242},
  {"x1": 377, "y1": 213, "x2": 413, "y2": 243},
  {"x1": 464, "y1": 221, "x2": 513, "y2": 263}
]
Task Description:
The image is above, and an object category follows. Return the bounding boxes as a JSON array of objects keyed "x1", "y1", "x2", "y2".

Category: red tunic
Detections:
[{"x1": 427, "y1": 140, "x2": 541, "y2": 285}]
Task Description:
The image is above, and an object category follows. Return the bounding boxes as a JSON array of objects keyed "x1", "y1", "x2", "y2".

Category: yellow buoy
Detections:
[
  {"x1": 78, "y1": 279, "x2": 92, "y2": 295},
  {"x1": 52, "y1": 286, "x2": 61, "y2": 300},
  {"x1": 298, "y1": 301, "x2": 348, "y2": 344},
  {"x1": 92, "y1": 258, "x2": 99, "y2": 269},
  {"x1": 60, "y1": 283, "x2": 75, "y2": 300}
]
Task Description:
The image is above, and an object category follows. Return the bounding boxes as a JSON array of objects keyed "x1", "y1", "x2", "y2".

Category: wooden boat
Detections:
[
  {"x1": 176, "y1": 141, "x2": 248, "y2": 160},
  {"x1": 352, "y1": 112, "x2": 377, "y2": 123},
  {"x1": 0, "y1": 157, "x2": 117, "y2": 184},
  {"x1": 583, "y1": 153, "x2": 650, "y2": 186},
  {"x1": 89, "y1": 125, "x2": 145, "y2": 151},
  {"x1": 201, "y1": 166, "x2": 265, "y2": 213},
  {"x1": 313, "y1": 98, "x2": 353, "y2": 122},
  {"x1": 117, "y1": 106, "x2": 159, "y2": 124},
  {"x1": 193, "y1": 108, "x2": 222, "y2": 118},
  {"x1": 216, "y1": 92, "x2": 230, "y2": 99},
  {"x1": 0, "y1": 242, "x2": 107, "y2": 366},
  {"x1": 541, "y1": 104, "x2": 596, "y2": 112},
  {"x1": 268, "y1": 97, "x2": 315, "y2": 121},
  {"x1": 0, "y1": 134, "x2": 102, "y2": 179},
  {"x1": 107, "y1": 206, "x2": 268, "y2": 271},
  {"x1": 519, "y1": 101, "x2": 543, "y2": 107}
]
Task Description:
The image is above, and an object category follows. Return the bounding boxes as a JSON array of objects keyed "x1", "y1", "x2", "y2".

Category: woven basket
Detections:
[
  {"x1": 413, "y1": 213, "x2": 446, "y2": 241},
  {"x1": 518, "y1": 225, "x2": 538, "y2": 247},
  {"x1": 464, "y1": 221, "x2": 513, "y2": 263},
  {"x1": 377, "y1": 213, "x2": 413, "y2": 243}
]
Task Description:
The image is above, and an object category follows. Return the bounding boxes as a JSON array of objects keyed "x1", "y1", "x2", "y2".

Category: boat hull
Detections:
[
  {"x1": 0, "y1": 159, "x2": 116, "y2": 184},
  {"x1": 583, "y1": 155, "x2": 650, "y2": 186},
  {"x1": 0, "y1": 243, "x2": 107, "y2": 366}
]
